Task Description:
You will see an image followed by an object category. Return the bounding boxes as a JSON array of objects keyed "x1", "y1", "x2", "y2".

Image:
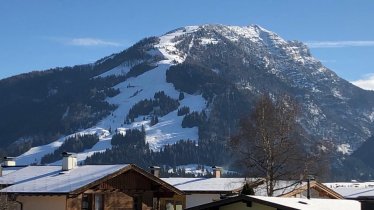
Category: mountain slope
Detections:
[
  {"x1": 169, "y1": 24, "x2": 374, "y2": 149},
  {"x1": 2, "y1": 24, "x2": 374, "y2": 173}
]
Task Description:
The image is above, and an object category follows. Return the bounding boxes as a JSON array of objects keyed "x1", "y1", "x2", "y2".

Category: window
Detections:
[
  {"x1": 165, "y1": 200, "x2": 174, "y2": 210},
  {"x1": 160, "y1": 198, "x2": 184, "y2": 210},
  {"x1": 94, "y1": 194, "x2": 104, "y2": 210},
  {"x1": 82, "y1": 194, "x2": 92, "y2": 210},
  {"x1": 82, "y1": 194, "x2": 103, "y2": 210}
]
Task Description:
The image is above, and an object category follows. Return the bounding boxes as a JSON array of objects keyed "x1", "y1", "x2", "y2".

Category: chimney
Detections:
[
  {"x1": 150, "y1": 166, "x2": 160, "y2": 178},
  {"x1": 3, "y1": 157, "x2": 16, "y2": 167},
  {"x1": 62, "y1": 152, "x2": 77, "y2": 171},
  {"x1": 212, "y1": 166, "x2": 222, "y2": 178}
]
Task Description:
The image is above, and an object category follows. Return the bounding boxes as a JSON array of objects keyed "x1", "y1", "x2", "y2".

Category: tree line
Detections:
[{"x1": 41, "y1": 134, "x2": 99, "y2": 164}]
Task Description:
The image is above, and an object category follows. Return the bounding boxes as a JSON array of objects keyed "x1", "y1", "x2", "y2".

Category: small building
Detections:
[
  {"x1": 161, "y1": 177, "x2": 246, "y2": 208},
  {"x1": 325, "y1": 182, "x2": 374, "y2": 210},
  {"x1": 185, "y1": 194, "x2": 361, "y2": 210},
  {"x1": 0, "y1": 154, "x2": 184, "y2": 210},
  {"x1": 161, "y1": 166, "x2": 246, "y2": 208},
  {"x1": 161, "y1": 167, "x2": 342, "y2": 208}
]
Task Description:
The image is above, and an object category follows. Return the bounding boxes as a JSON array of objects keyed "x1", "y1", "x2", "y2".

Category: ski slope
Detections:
[{"x1": 16, "y1": 26, "x2": 207, "y2": 164}]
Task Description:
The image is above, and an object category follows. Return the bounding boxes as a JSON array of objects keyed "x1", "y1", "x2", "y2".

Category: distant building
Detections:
[
  {"x1": 185, "y1": 194, "x2": 361, "y2": 210},
  {"x1": 325, "y1": 181, "x2": 374, "y2": 210},
  {"x1": 161, "y1": 167, "x2": 343, "y2": 209}
]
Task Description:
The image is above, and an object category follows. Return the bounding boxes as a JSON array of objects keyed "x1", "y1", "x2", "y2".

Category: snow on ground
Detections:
[
  {"x1": 156, "y1": 26, "x2": 199, "y2": 63},
  {"x1": 16, "y1": 128, "x2": 110, "y2": 165},
  {"x1": 94, "y1": 29, "x2": 207, "y2": 150},
  {"x1": 96, "y1": 64, "x2": 207, "y2": 150},
  {"x1": 97, "y1": 64, "x2": 180, "y2": 129},
  {"x1": 331, "y1": 88, "x2": 347, "y2": 100},
  {"x1": 145, "y1": 115, "x2": 198, "y2": 150},
  {"x1": 95, "y1": 62, "x2": 136, "y2": 78},
  {"x1": 51, "y1": 131, "x2": 113, "y2": 165},
  {"x1": 16, "y1": 25, "x2": 208, "y2": 164},
  {"x1": 365, "y1": 110, "x2": 374, "y2": 122},
  {"x1": 199, "y1": 38, "x2": 218, "y2": 45}
]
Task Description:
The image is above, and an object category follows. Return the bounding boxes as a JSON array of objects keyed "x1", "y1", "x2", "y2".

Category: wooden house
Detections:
[
  {"x1": 0, "y1": 157, "x2": 344, "y2": 210},
  {"x1": 0, "y1": 154, "x2": 184, "y2": 210}
]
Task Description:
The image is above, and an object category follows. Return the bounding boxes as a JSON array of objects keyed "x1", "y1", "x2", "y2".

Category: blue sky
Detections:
[{"x1": 1, "y1": 0, "x2": 374, "y2": 86}]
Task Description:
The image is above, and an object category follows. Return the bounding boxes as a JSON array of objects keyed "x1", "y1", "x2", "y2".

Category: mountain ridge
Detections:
[{"x1": 1, "y1": 24, "x2": 374, "y2": 178}]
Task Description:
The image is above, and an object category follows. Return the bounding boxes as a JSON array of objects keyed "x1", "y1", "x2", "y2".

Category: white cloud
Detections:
[
  {"x1": 305, "y1": 41, "x2": 374, "y2": 48},
  {"x1": 351, "y1": 74, "x2": 374, "y2": 90},
  {"x1": 66, "y1": 38, "x2": 121, "y2": 47}
]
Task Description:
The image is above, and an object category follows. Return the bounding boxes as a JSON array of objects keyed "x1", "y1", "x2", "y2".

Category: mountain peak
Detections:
[{"x1": 8, "y1": 24, "x2": 374, "y2": 175}]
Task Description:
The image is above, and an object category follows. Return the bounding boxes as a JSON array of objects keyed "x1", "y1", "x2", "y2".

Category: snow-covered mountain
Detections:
[{"x1": 3, "y1": 24, "x2": 374, "y2": 169}]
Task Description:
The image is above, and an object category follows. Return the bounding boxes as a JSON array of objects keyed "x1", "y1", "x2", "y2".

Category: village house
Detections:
[
  {"x1": 161, "y1": 167, "x2": 245, "y2": 208},
  {"x1": 184, "y1": 194, "x2": 361, "y2": 210},
  {"x1": 0, "y1": 154, "x2": 184, "y2": 210},
  {"x1": 160, "y1": 166, "x2": 343, "y2": 209},
  {"x1": 325, "y1": 182, "x2": 374, "y2": 210},
  {"x1": 0, "y1": 157, "x2": 346, "y2": 210}
]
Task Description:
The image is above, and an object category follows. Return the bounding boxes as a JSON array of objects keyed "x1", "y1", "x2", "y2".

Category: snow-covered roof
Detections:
[
  {"x1": 253, "y1": 180, "x2": 303, "y2": 196},
  {"x1": 0, "y1": 164, "x2": 128, "y2": 193},
  {"x1": 162, "y1": 177, "x2": 341, "y2": 199},
  {"x1": 187, "y1": 195, "x2": 361, "y2": 210},
  {"x1": 0, "y1": 166, "x2": 25, "y2": 176},
  {"x1": 250, "y1": 195, "x2": 361, "y2": 210},
  {"x1": 161, "y1": 177, "x2": 305, "y2": 196},
  {"x1": 161, "y1": 177, "x2": 247, "y2": 192},
  {"x1": 325, "y1": 182, "x2": 374, "y2": 198},
  {"x1": 161, "y1": 178, "x2": 303, "y2": 194}
]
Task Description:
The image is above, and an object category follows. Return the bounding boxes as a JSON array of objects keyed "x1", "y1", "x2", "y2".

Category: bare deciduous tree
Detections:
[{"x1": 231, "y1": 94, "x2": 307, "y2": 196}]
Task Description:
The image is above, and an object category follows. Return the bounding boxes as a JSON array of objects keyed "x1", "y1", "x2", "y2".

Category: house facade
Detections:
[
  {"x1": 0, "y1": 157, "x2": 345, "y2": 210},
  {"x1": 0, "y1": 155, "x2": 184, "y2": 210}
]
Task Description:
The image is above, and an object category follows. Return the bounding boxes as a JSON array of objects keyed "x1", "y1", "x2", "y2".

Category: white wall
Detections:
[
  {"x1": 18, "y1": 195, "x2": 66, "y2": 210},
  {"x1": 186, "y1": 194, "x2": 220, "y2": 208}
]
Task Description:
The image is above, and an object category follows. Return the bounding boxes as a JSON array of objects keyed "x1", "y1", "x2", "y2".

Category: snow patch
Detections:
[
  {"x1": 61, "y1": 106, "x2": 70, "y2": 119},
  {"x1": 336, "y1": 143, "x2": 352, "y2": 155},
  {"x1": 199, "y1": 38, "x2": 218, "y2": 45},
  {"x1": 95, "y1": 60, "x2": 142, "y2": 78},
  {"x1": 156, "y1": 26, "x2": 199, "y2": 64},
  {"x1": 16, "y1": 127, "x2": 110, "y2": 165},
  {"x1": 332, "y1": 88, "x2": 347, "y2": 100}
]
